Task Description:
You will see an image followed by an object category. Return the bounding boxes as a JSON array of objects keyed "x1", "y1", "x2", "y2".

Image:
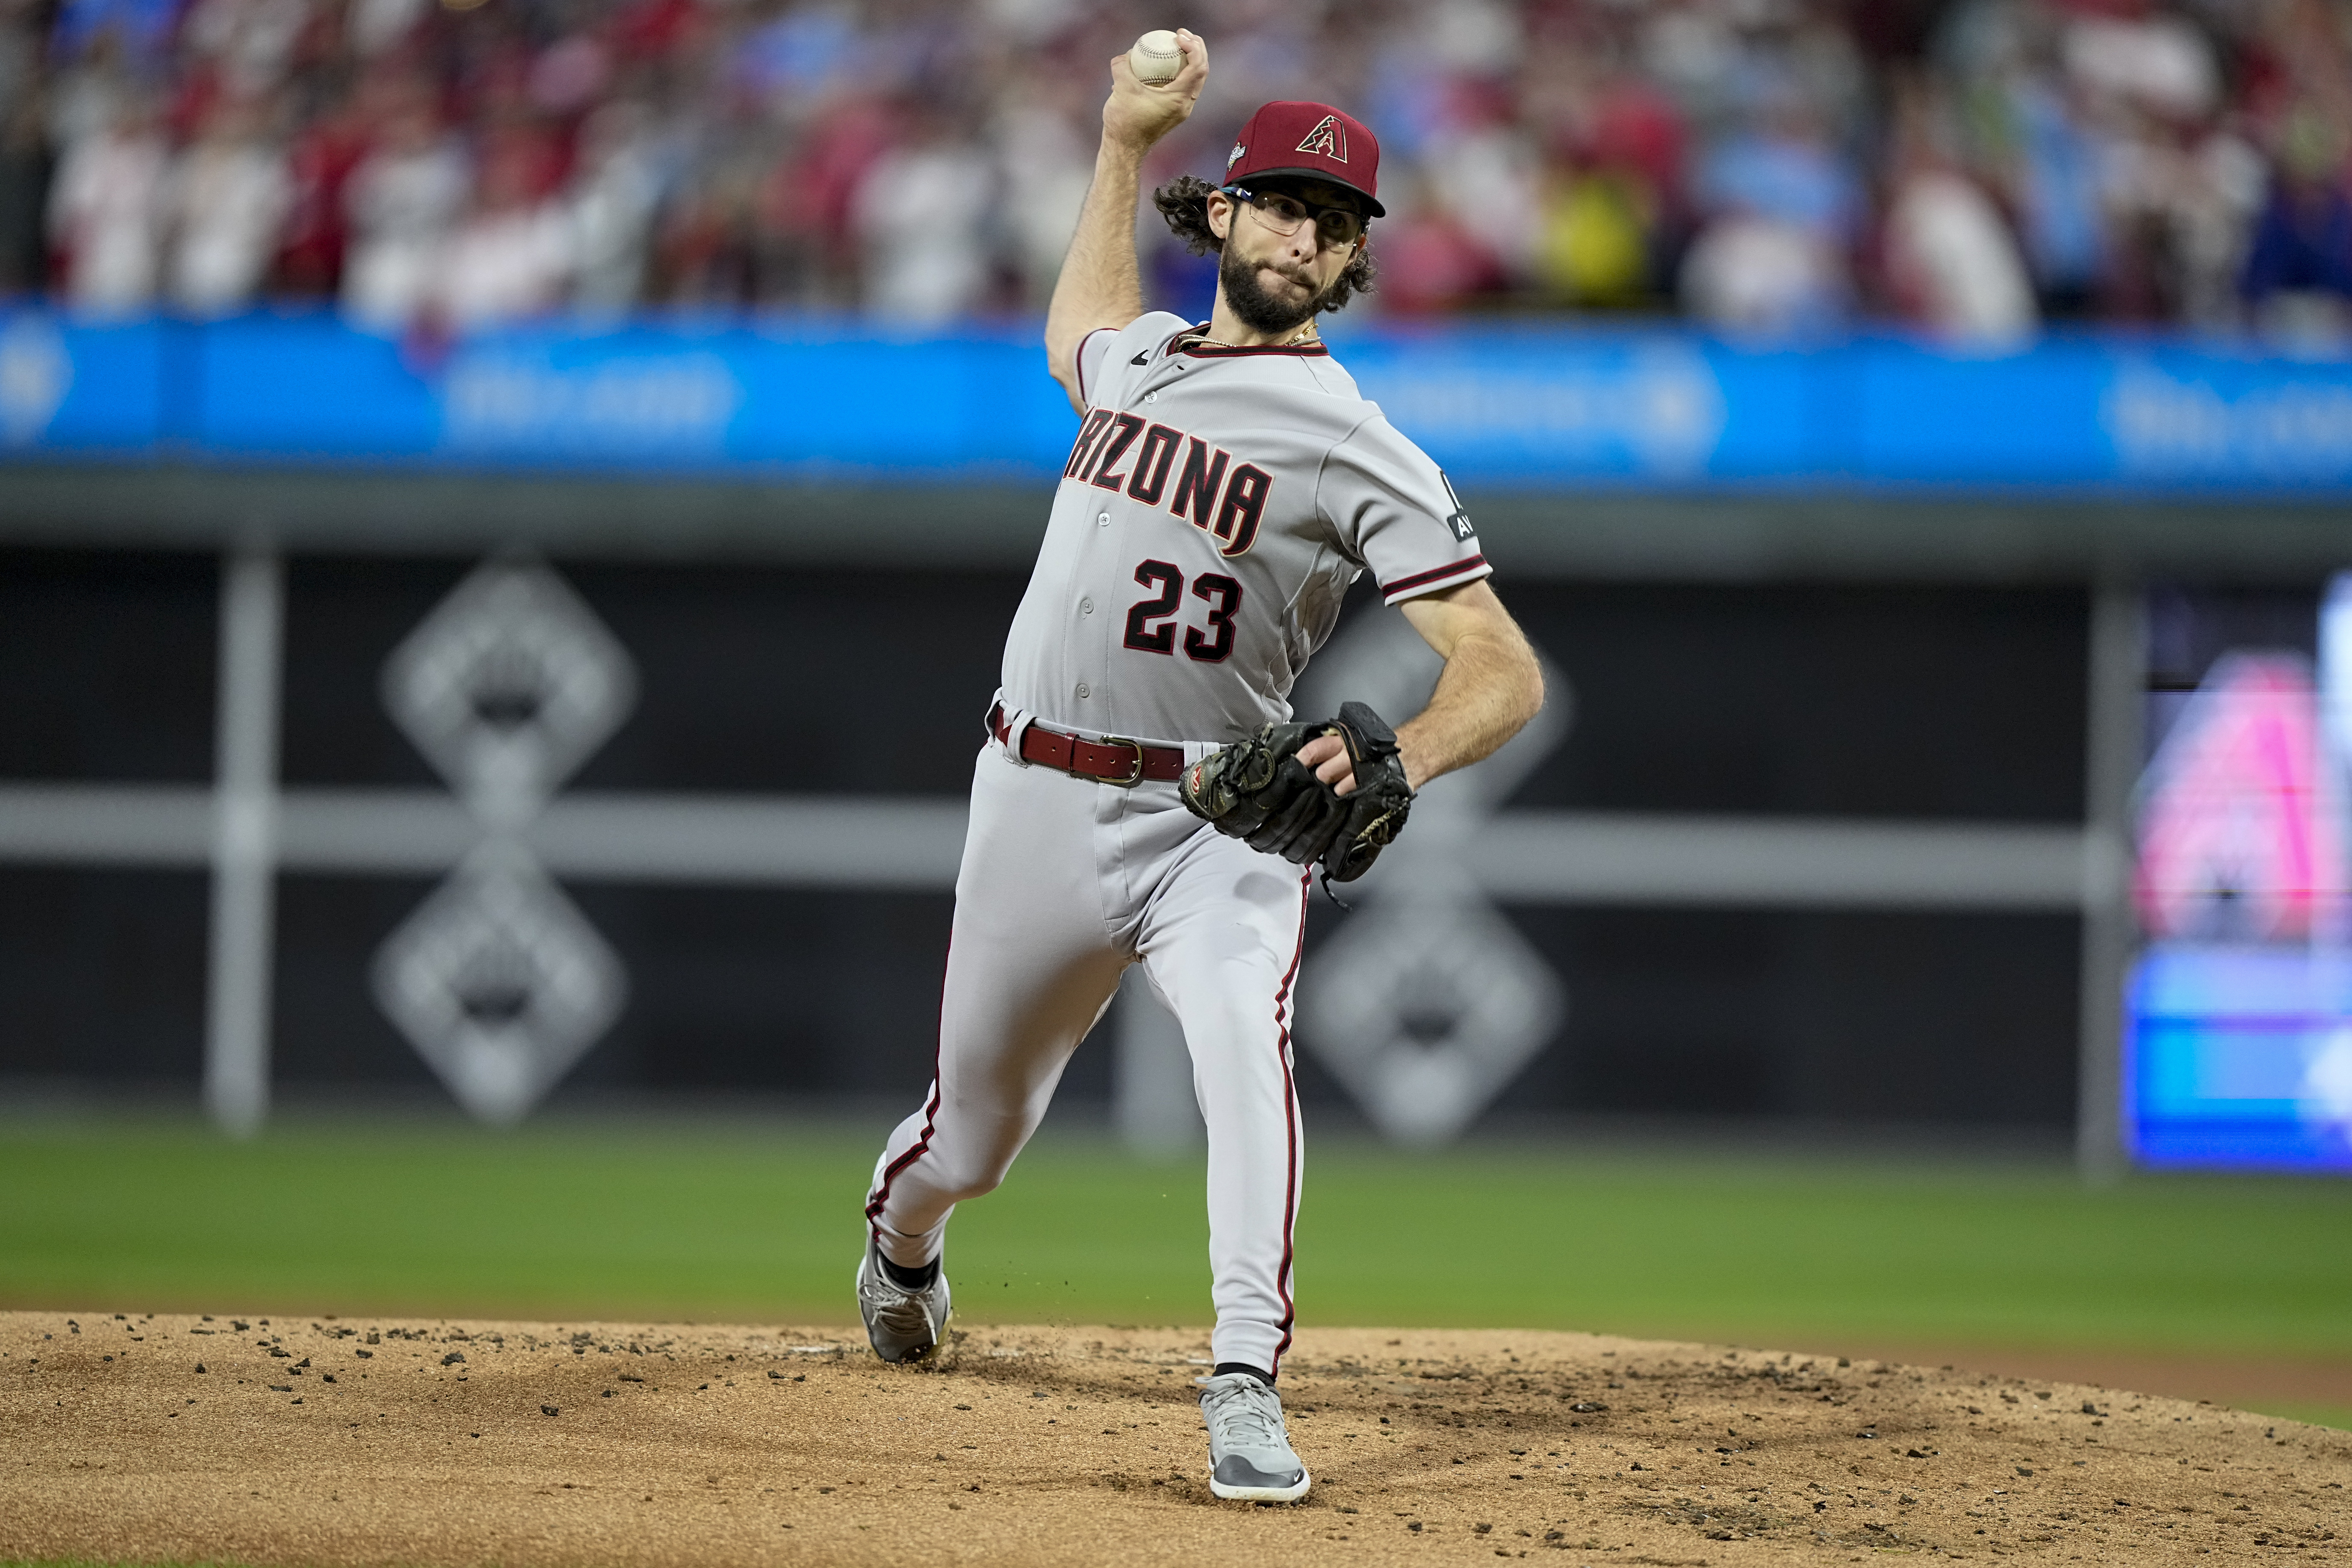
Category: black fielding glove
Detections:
[
  {"x1": 1180, "y1": 701, "x2": 1415, "y2": 881},
  {"x1": 1319, "y1": 701, "x2": 1414, "y2": 883},
  {"x1": 1178, "y1": 718, "x2": 1343, "y2": 861}
]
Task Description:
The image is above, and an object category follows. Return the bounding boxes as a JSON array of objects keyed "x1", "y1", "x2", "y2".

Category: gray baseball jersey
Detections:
[
  {"x1": 866, "y1": 305, "x2": 1500, "y2": 1391},
  {"x1": 998, "y1": 309, "x2": 1491, "y2": 744}
]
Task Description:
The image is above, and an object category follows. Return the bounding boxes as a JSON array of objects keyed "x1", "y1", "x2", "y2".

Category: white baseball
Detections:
[{"x1": 1128, "y1": 29, "x2": 1183, "y2": 85}]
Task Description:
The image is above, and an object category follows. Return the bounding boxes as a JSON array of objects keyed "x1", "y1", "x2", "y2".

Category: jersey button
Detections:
[
  {"x1": 1096, "y1": 512, "x2": 1110, "y2": 527},
  {"x1": 1080, "y1": 598, "x2": 1093, "y2": 614},
  {"x1": 1076, "y1": 683, "x2": 1091, "y2": 699},
  {"x1": 1145, "y1": 392, "x2": 1156, "y2": 403}
]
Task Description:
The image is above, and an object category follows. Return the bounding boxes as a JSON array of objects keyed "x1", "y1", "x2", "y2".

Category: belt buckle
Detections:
[{"x1": 1095, "y1": 735, "x2": 1147, "y2": 786}]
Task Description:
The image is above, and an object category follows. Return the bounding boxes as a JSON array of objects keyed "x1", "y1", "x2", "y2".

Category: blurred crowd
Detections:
[{"x1": 0, "y1": 0, "x2": 2349, "y2": 344}]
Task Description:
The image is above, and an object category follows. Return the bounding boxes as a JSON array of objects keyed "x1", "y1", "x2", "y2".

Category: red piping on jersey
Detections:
[
  {"x1": 1175, "y1": 338, "x2": 1332, "y2": 359},
  {"x1": 866, "y1": 935, "x2": 953, "y2": 1235},
  {"x1": 1269, "y1": 870, "x2": 1310, "y2": 1374},
  {"x1": 1382, "y1": 553, "x2": 1489, "y2": 600}
]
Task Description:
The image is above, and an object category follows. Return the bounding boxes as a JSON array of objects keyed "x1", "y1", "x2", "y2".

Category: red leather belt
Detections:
[{"x1": 989, "y1": 702, "x2": 1185, "y2": 786}]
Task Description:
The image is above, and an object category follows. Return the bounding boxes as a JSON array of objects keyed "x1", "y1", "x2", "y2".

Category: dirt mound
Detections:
[{"x1": 4, "y1": 1311, "x2": 2345, "y2": 1565}]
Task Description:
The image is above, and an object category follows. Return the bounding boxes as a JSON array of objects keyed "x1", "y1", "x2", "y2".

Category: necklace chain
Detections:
[{"x1": 1188, "y1": 322, "x2": 1319, "y2": 350}]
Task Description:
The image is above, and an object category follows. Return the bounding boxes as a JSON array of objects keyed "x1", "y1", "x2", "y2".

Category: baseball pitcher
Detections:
[{"x1": 857, "y1": 30, "x2": 1546, "y2": 1503}]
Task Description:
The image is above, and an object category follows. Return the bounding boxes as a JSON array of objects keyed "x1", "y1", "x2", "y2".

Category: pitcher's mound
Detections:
[{"x1": 3, "y1": 1312, "x2": 2344, "y2": 1565}]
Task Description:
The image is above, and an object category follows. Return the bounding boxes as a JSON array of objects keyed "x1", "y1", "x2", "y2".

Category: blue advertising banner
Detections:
[
  {"x1": 4, "y1": 307, "x2": 2351, "y2": 493},
  {"x1": 2130, "y1": 945, "x2": 2352, "y2": 1170},
  {"x1": 0, "y1": 312, "x2": 168, "y2": 453}
]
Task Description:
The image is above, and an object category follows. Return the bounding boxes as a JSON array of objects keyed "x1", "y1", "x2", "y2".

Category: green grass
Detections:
[
  {"x1": 2264, "y1": 1403, "x2": 2352, "y2": 1431},
  {"x1": 4, "y1": 1112, "x2": 2348, "y2": 1368}
]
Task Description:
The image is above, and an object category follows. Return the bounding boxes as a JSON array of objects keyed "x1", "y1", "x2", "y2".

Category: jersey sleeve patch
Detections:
[
  {"x1": 1319, "y1": 414, "x2": 1493, "y2": 604},
  {"x1": 1436, "y1": 468, "x2": 1476, "y2": 543}
]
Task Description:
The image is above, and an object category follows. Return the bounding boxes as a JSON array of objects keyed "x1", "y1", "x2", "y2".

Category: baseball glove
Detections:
[{"x1": 1179, "y1": 700, "x2": 1415, "y2": 883}]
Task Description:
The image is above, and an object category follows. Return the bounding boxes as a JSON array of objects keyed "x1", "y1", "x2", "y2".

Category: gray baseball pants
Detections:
[{"x1": 864, "y1": 733, "x2": 1310, "y2": 1376}]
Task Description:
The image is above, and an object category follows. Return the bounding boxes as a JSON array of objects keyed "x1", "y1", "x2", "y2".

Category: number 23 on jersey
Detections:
[{"x1": 1124, "y1": 560, "x2": 1242, "y2": 664}]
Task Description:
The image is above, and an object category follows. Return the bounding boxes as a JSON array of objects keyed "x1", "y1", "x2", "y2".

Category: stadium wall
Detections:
[
  {"x1": 0, "y1": 545, "x2": 2097, "y2": 1135},
  {"x1": 2, "y1": 313, "x2": 2348, "y2": 1155}
]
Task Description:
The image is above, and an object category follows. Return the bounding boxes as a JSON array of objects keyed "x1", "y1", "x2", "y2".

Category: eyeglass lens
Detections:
[{"x1": 1248, "y1": 192, "x2": 1361, "y2": 247}]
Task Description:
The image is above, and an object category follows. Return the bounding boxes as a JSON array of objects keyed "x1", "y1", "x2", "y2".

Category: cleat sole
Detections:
[{"x1": 1208, "y1": 1469, "x2": 1311, "y2": 1503}]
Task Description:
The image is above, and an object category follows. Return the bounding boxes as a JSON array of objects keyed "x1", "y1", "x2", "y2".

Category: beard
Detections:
[{"x1": 1218, "y1": 242, "x2": 1331, "y2": 335}]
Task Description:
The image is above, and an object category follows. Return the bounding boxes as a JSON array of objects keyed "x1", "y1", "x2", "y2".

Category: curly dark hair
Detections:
[{"x1": 1152, "y1": 174, "x2": 1378, "y2": 312}]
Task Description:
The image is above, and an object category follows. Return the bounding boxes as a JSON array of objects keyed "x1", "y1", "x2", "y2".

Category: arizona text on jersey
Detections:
[{"x1": 999, "y1": 311, "x2": 1492, "y2": 746}]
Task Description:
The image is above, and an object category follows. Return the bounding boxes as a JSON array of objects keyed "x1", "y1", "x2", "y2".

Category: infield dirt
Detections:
[{"x1": 4, "y1": 1311, "x2": 2345, "y2": 1567}]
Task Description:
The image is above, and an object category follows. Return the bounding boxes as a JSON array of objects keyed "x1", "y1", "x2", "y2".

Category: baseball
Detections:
[{"x1": 1128, "y1": 29, "x2": 1183, "y2": 85}]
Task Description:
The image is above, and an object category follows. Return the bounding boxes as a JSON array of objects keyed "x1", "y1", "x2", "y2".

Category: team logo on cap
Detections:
[
  {"x1": 1294, "y1": 114, "x2": 1347, "y2": 162},
  {"x1": 1227, "y1": 142, "x2": 1245, "y2": 170}
]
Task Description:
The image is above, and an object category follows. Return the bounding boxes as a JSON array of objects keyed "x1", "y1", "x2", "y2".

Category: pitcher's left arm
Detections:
[{"x1": 1302, "y1": 580, "x2": 1544, "y2": 793}]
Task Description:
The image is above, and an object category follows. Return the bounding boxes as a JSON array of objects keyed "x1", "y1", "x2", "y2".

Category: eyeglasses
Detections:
[{"x1": 1225, "y1": 184, "x2": 1365, "y2": 249}]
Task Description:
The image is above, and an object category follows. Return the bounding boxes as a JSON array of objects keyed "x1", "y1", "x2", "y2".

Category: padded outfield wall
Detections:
[{"x1": 0, "y1": 310, "x2": 2348, "y2": 1167}]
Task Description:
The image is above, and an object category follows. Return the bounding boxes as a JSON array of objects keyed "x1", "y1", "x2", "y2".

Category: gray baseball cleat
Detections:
[
  {"x1": 1199, "y1": 1371, "x2": 1311, "y2": 1502},
  {"x1": 855, "y1": 1235, "x2": 951, "y2": 1363}
]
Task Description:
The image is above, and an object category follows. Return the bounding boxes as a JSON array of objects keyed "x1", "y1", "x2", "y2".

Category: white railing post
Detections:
[
  {"x1": 204, "y1": 545, "x2": 283, "y2": 1138},
  {"x1": 2077, "y1": 576, "x2": 2144, "y2": 1184}
]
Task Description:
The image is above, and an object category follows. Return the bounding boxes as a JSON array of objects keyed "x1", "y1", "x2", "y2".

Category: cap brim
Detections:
[{"x1": 1230, "y1": 166, "x2": 1386, "y2": 218}]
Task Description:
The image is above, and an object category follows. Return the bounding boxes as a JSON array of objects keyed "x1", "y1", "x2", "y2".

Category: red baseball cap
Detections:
[{"x1": 1222, "y1": 100, "x2": 1384, "y2": 218}]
